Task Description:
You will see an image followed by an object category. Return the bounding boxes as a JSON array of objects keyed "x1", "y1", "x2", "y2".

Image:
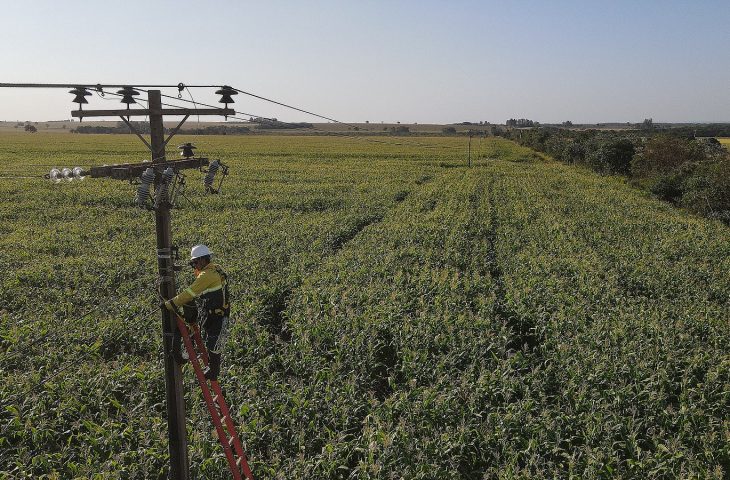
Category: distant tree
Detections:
[
  {"x1": 442, "y1": 126, "x2": 457, "y2": 134},
  {"x1": 631, "y1": 135, "x2": 704, "y2": 179},
  {"x1": 681, "y1": 155, "x2": 730, "y2": 221},
  {"x1": 698, "y1": 137, "x2": 726, "y2": 159},
  {"x1": 562, "y1": 121, "x2": 573, "y2": 127},
  {"x1": 507, "y1": 118, "x2": 535, "y2": 127},
  {"x1": 640, "y1": 118, "x2": 654, "y2": 131},
  {"x1": 586, "y1": 137, "x2": 635, "y2": 175},
  {"x1": 24, "y1": 124, "x2": 37, "y2": 133}
]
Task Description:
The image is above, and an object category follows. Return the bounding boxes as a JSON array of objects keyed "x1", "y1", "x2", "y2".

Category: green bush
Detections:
[
  {"x1": 585, "y1": 138, "x2": 635, "y2": 175},
  {"x1": 631, "y1": 135, "x2": 704, "y2": 179},
  {"x1": 681, "y1": 156, "x2": 730, "y2": 223}
]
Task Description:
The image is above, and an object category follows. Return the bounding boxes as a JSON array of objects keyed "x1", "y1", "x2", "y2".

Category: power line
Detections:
[
  {"x1": 0, "y1": 83, "x2": 221, "y2": 89},
  {"x1": 230, "y1": 85, "x2": 357, "y2": 127},
  {"x1": 224, "y1": 84, "x2": 469, "y2": 152}
]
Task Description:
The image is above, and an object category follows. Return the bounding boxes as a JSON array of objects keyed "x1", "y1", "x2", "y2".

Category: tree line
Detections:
[
  {"x1": 501, "y1": 127, "x2": 730, "y2": 224},
  {"x1": 70, "y1": 120, "x2": 314, "y2": 135}
]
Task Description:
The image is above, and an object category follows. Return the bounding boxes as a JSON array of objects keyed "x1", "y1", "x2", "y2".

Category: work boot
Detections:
[{"x1": 204, "y1": 352, "x2": 221, "y2": 380}]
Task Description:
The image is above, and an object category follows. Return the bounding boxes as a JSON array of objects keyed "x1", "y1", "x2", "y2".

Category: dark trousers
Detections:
[
  {"x1": 181, "y1": 305, "x2": 229, "y2": 354},
  {"x1": 201, "y1": 314, "x2": 230, "y2": 354}
]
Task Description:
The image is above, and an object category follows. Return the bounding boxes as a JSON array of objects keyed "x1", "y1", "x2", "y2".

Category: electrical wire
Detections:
[
  {"x1": 142, "y1": 89, "x2": 467, "y2": 153},
  {"x1": 0, "y1": 175, "x2": 45, "y2": 179},
  {"x1": 0, "y1": 83, "x2": 221, "y2": 89},
  {"x1": 186, "y1": 86, "x2": 201, "y2": 125},
  {"x1": 1, "y1": 82, "x2": 472, "y2": 157},
  {"x1": 223, "y1": 84, "x2": 469, "y2": 152},
  {"x1": 229, "y1": 86, "x2": 355, "y2": 127}
]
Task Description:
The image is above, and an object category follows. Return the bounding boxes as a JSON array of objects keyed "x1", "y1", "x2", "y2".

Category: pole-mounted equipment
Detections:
[
  {"x1": 60, "y1": 85, "x2": 243, "y2": 480},
  {"x1": 178, "y1": 143, "x2": 197, "y2": 158},
  {"x1": 216, "y1": 86, "x2": 237, "y2": 119},
  {"x1": 69, "y1": 87, "x2": 92, "y2": 120},
  {"x1": 117, "y1": 86, "x2": 140, "y2": 121}
]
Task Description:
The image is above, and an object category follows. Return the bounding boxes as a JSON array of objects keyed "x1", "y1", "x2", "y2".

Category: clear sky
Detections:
[{"x1": 1, "y1": 0, "x2": 729, "y2": 124}]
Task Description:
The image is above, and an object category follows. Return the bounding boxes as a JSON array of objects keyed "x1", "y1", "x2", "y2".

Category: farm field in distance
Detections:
[{"x1": 0, "y1": 133, "x2": 728, "y2": 478}]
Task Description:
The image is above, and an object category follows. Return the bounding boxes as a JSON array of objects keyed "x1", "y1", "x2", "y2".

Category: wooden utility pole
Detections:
[
  {"x1": 72, "y1": 89, "x2": 233, "y2": 480},
  {"x1": 149, "y1": 90, "x2": 190, "y2": 480}
]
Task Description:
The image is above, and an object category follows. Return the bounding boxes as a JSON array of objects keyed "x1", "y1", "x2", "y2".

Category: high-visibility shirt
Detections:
[{"x1": 171, "y1": 263, "x2": 225, "y2": 314}]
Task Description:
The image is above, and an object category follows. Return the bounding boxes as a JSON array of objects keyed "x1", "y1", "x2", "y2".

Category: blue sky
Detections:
[{"x1": 1, "y1": 0, "x2": 729, "y2": 123}]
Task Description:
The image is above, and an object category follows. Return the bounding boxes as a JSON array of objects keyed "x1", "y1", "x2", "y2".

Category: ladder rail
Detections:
[
  {"x1": 189, "y1": 323, "x2": 253, "y2": 478},
  {"x1": 175, "y1": 314, "x2": 252, "y2": 480},
  {"x1": 211, "y1": 380, "x2": 254, "y2": 479}
]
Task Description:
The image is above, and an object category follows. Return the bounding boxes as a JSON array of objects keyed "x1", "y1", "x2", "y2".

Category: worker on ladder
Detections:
[{"x1": 163, "y1": 244, "x2": 231, "y2": 380}]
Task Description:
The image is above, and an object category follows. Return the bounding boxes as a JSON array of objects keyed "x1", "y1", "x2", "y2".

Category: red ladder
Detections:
[{"x1": 174, "y1": 313, "x2": 255, "y2": 480}]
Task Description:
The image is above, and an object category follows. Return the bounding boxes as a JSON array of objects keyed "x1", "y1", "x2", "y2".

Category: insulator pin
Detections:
[{"x1": 178, "y1": 143, "x2": 196, "y2": 158}]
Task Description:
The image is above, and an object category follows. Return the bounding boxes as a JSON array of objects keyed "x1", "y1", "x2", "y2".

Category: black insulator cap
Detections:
[
  {"x1": 69, "y1": 87, "x2": 91, "y2": 105},
  {"x1": 178, "y1": 143, "x2": 197, "y2": 158},
  {"x1": 216, "y1": 85, "x2": 237, "y2": 105},
  {"x1": 117, "y1": 86, "x2": 140, "y2": 105}
]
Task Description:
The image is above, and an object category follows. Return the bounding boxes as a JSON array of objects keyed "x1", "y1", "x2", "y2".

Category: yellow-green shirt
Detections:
[{"x1": 171, "y1": 263, "x2": 224, "y2": 307}]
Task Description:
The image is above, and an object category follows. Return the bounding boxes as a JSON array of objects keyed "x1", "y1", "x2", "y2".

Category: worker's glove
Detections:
[{"x1": 161, "y1": 300, "x2": 176, "y2": 312}]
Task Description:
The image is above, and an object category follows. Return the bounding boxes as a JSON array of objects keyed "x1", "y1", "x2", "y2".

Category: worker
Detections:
[{"x1": 163, "y1": 244, "x2": 230, "y2": 381}]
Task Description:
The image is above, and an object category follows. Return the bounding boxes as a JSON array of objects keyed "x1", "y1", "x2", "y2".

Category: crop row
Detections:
[{"x1": 1, "y1": 134, "x2": 727, "y2": 478}]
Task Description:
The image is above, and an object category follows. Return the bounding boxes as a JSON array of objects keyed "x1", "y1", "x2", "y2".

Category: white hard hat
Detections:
[{"x1": 190, "y1": 244, "x2": 211, "y2": 261}]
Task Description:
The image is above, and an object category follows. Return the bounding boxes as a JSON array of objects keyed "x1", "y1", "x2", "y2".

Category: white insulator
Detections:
[
  {"x1": 72, "y1": 166, "x2": 86, "y2": 180},
  {"x1": 170, "y1": 174, "x2": 185, "y2": 207},
  {"x1": 204, "y1": 160, "x2": 220, "y2": 191},
  {"x1": 135, "y1": 167, "x2": 155, "y2": 208},
  {"x1": 61, "y1": 167, "x2": 73, "y2": 182},
  {"x1": 49, "y1": 168, "x2": 62, "y2": 183},
  {"x1": 154, "y1": 167, "x2": 175, "y2": 208}
]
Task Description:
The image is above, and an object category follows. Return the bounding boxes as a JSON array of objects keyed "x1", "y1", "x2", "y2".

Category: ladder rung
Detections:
[
  {"x1": 221, "y1": 415, "x2": 228, "y2": 423},
  {"x1": 229, "y1": 436, "x2": 236, "y2": 446},
  {"x1": 236, "y1": 457, "x2": 243, "y2": 466}
]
